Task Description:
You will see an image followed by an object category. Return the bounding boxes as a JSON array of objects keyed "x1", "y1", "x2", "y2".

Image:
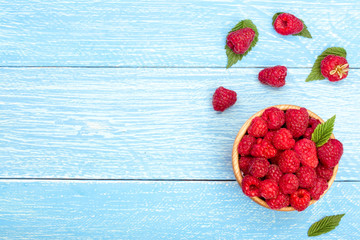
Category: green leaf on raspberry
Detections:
[
  {"x1": 311, "y1": 115, "x2": 336, "y2": 147},
  {"x1": 272, "y1": 12, "x2": 284, "y2": 26},
  {"x1": 272, "y1": 12, "x2": 312, "y2": 38},
  {"x1": 306, "y1": 47, "x2": 347, "y2": 82},
  {"x1": 225, "y1": 19, "x2": 259, "y2": 69},
  {"x1": 308, "y1": 214, "x2": 345, "y2": 237}
]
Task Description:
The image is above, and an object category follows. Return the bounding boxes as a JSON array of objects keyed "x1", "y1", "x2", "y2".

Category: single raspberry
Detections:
[
  {"x1": 321, "y1": 55, "x2": 349, "y2": 82},
  {"x1": 317, "y1": 139, "x2": 343, "y2": 168},
  {"x1": 266, "y1": 192, "x2": 290, "y2": 210},
  {"x1": 303, "y1": 127, "x2": 314, "y2": 139},
  {"x1": 278, "y1": 150, "x2": 300, "y2": 173},
  {"x1": 262, "y1": 107, "x2": 285, "y2": 130},
  {"x1": 226, "y1": 28, "x2": 255, "y2": 54},
  {"x1": 266, "y1": 164, "x2": 283, "y2": 183},
  {"x1": 260, "y1": 179, "x2": 279, "y2": 199},
  {"x1": 316, "y1": 164, "x2": 333, "y2": 181},
  {"x1": 309, "y1": 178, "x2": 328, "y2": 200},
  {"x1": 296, "y1": 166, "x2": 317, "y2": 188},
  {"x1": 249, "y1": 157, "x2": 270, "y2": 178},
  {"x1": 250, "y1": 139, "x2": 277, "y2": 159},
  {"x1": 290, "y1": 189, "x2": 311, "y2": 211},
  {"x1": 272, "y1": 128, "x2": 295, "y2": 150},
  {"x1": 264, "y1": 131, "x2": 276, "y2": 142},
  {"x1": 239, "y1": 156, "x2": 253, "y2": 175},
  {"x1": 294, "y1": 139, "x2": 318, "y2": 168},
  {"x1": 279, "y1": 174, "x2": 299, "y2": 194},
  {"x1": 258, "y1": 66, "x2": 287, "y2": 87},
  {"x1": 274, "y1": 13, "x2": 304, "y2": 35},
  {"x1": 309, "y1": 118, "x2": 321, "y2": 129},
  {"x1": 212, "y1": 87, "x2": 237, "y2": 112},
  {"x1": 241, "y1": 175, "x2": 261, "y2": 197},
  {"x1": 285, "y1": 108, "x2": 309, "y2": 138},
  {"x1": 238, "y1": 135, "x2": 256, "y2": 156},
  {"x1": 248, "y1": 117, "x2": 268, "y2": 138}
]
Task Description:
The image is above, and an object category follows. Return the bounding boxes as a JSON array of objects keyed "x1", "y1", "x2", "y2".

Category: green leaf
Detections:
[
  {"x1": 311, "y1": 115, "x2": 336, "y2": 147},
  {"x1": 225, "y1": 19, "x2": 259, "y2": 69},
  {"x1": 272, "y1": 12, "x2": 312, "y2": 38},
  {"x1": 306, "y1": 47, "x2": 347, "y2": 82},
  {"x1": 308, "y1": 214, "x2": 345, "y2": 237}
]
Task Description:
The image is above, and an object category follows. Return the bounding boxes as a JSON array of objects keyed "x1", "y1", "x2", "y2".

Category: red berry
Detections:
[
  {"x1": 317, "y1": 139, "x2": 343, "y2": 168},
  {"x1": 274, "y1": 13, "x2": 304, "y2": 35},
  {"x1": 238, "y1": 135, "x2": 256, "y2": 156},
  {"x1": 290, "y1": 189, "x2": 311, "y2": 211},
  {"x1": 226, "y1": 28, "x2": 255, "y2": 54},
  {"x1": 266, "y1": 164, "x2": 283, "y2": 183},
  {"x1": 248, "y1": 117, "x2": 268, "y2": 138},
  {"x1": 239, "y1": 156, "x2": 253, "y2": 175},
  {"x1": 285, "y1": 108, "x2": 309, "y2": 138},
  {"x1": 321, "y1": 55, "x2": 349, "y2": 82},
  {"x1": 262, "y1": 107, "x2": 285, "y2": 130},
  {"x1": 316, "y1": 164, "x2": 334, "y2": 181},
  {"x1": 279, "y1": 174, "x2": 299, "y2": 194},
  {"x1": 294, "y1": 139, "x2": 318, "y2": 168},
  {"x1": 296, "y1": 166, "x2": 317, "y2": 188},
  {"x1": 251, "y1": 140, "x2": 277, "y2": 159},
  {"x1": 272, "y1": 128, "x2": 295, "y2": 150},
  {"x1": 241, "y1": 175, "x2": 261, "y2": 197},
  {"x1": 309, "y1": 178, "x2": 328, "y2": 200},
  {"x1": 278, "y1": 150, "x2": 300, "y2": 174},
  {"x1": 249, "y1": 157, "x2": 270, "y2": 178},
  {"x1": 212, "y1": 87, "x2": 237, "y2": 112},
  {"x1": 266, "y1": 192, "x2": 290, "y2": 210},
  {"x1": 258, "y1": 66, "x2": 287, "y2": 87},
  {"x1": 260, "y1": 179, "x2": 279, "y2": 199},
  {"x1": 264, "y1": 131, "x2": 276, "y2": 143},
  {"x1": 309, "y1": 118, "x2": 321, "y2": 129},
  {"x1": 303, "y1": 127, "x2": 314, "y2": 139}
]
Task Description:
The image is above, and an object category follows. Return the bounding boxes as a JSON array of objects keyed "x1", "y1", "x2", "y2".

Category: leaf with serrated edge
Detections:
[
  {"x1": 311, "y1": 115, "x2": 336, "y2": 147},
  {"x1": 306, "y1": 47, "x2": 347, "y2": 82},
  {"x1": 308, "y1": 214, "x2": 345, "y2": 237},
  {"x1": 272, "y1": 13, "x2": 312, "y2": 38}
]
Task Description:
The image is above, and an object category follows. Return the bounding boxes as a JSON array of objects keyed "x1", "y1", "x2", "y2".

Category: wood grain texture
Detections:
[
  {"x1": 1, "y1": 67, "x2": 359, "y2": 180},
  {"x1": 0, "y1": 0, "x2": 359, "y2": 67}
]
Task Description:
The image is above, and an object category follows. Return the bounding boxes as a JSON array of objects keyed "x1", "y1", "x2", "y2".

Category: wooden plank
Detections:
[
  {"x1": 0, "y1": 0, "x2": 359, "y2": 67},
  {"x1": 0, "y1": 180, "x2": 358, "y2": 239},
  {"x1": 1, "y1": 68, "x2": 359, "y2": 180}
]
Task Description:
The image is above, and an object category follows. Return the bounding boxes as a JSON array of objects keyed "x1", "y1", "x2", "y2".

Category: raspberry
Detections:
[
  {"x1": 290, "y1": 189, "x2": 311, "y2": 211},
  {"x1": 303, "y1": 127, "x2": 314, "y2": 139},
  {"x1": 279, "y1": 174, "x2": 299, "y2": 194},
  {"x1": 321, "y1": 55, "x2": 349, "y2": 82},
  {"x1": 264, "y1": 131, "x2": 276, "y2": 142},
  {"x1": 241, "y1": 175, "x2": 261, "y2": 197},
  {"x1": 237, "y1": 135, "x2": 256, "y2": 156},
  {"x1": 239, "y1": 156, "x2": 253, "y2": 175},
  {"x1": 266, "y1": 192, "x2": 290, "y2": 210},
  {"x1": 212, "y1": 87, "x2": 237, "y2": 112},
  {"x1": 258, "y1": 66, "x2": 287, "y2": 88},
  {"x1": 309, "y1": 178, "x2": 328, "y2": 200},
  {"x1": 278, "y1": 150, "x2": 300, "y2": 173},
  {"x1": 226, "y1": 28, "x2": 255, "y2": 54},
  {"x1": 249, "y1": 157, "x2": 270, "y2": 178},
  {"x1": 269, "y1": 151, "x2": 283, "y2": 165},
  {"x1": 294, "y1": 139, "x2": 318, "y2": 168},
  {"x1": 309, "y1": 118, "x2": 321, "y2": 129},
  {"x1": 266, "y1": 164, "x2": 283, "y2": 183},
  {"x1": 251, "y1": 139, "x2": 277, "y2": 159},
  {"x1": 274, "y1": 13, "x2": 304, "y2": 35},
  {"x1": 262, "y1": 107, "x2": 285, "y2": 130},
  {"x1": 272, "y1": 128, "x2": 295, "y2": 150},
  {"x1": 296, "y1": 166, "x2": 317, "y2": 188},
  {"x1": 285, "y1": 108, "x2": 309, "y2": 138},
  {"x1": 260, "y1": 179, "x2": 279, "y2": 199},
  {"x1": 248, "y1": 117, "x2": 268, "y2": 138},
  {"x1": 317, "y1": 139, "x2": 343, "y2": 168},
  {"x1": 316, "y1": 164, "x2": 333, "y2": 181}
]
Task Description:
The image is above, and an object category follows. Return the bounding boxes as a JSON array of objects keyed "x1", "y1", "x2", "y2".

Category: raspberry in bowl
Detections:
[{"x1": 232, "y1": 105, "x2": 342, "y2": 211}]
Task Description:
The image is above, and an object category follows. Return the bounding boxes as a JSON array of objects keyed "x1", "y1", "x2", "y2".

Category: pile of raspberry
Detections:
[{"x1": 238, "y1": 107, "x2": 343, "y2": 211}]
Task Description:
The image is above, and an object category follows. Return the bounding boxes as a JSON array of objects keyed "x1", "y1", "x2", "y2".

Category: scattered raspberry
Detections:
[
  {"x1": 317, "y1": 139, "x2": 343, "y2": 168},
  {"x1": 260, "y1": 179, "x2": 279, "y2": 199},
  {"x1": 309, "y1": 178, "x2": 328, "y2": 200},
  {"x1": 266, "y1": 164, "x2": 283, "y2": 183},
  {"x1": 296, "y1": 166, "x2": 317, "y2": 188},
  {"x1": 248, "y1": 117, "x2": 268, "y2": 138},
  {"x1": 294, "y1": 139, "x2": 318, "y2": 168},
  {"x1": 285, "y1": 108, "x2": 309, "y2": 138},
  {"x1": 290, "y1": 189, "x2": 311, "y2": 211},
  {"x1": 321, "y1": 55, "x2": 349, "y2": 82},
  {"x1": 262, "y1": 107, "x2": 285, "y2": 130},
  {"x1": 258, "y1": 66, "x2": 287, "y2": 87},
  {"x1": 279, "y1": 174, "x2": 299, "y2": 194},
  {"x1": 212, "y1": 87, "x2": 237, "y2": 112},
  {"x1": 238, "y1": 135, "x2": 256, "y2": 156},
  {"x1": 241, "y1": 175, "x2": 261, "y2": 197},
  {"x1": 226, "y1": 28, "x2": 255, "y2": 54},
  {"x1": 274, "y1": 13, "x2": 304, "y2": 35},
  {"x1": 264, "y1": 131, "x2": 276, "y2": 142},
  {"x1": 272, "y1": 128, "x2": 295, "y2": 150},
  {"x1": 266, "y1": 192, "x2": 290, "y2": 210},
  {"x1": 239, "y1": 156, "x2": 253, "y2": 175},
  {"x1": 316, "y1": 164, "x2": 334, "y2": 181},
  {"x1": 249, "y1": 157, "x2": 270, "y2": 178},
  {"x1": 251, "y1": 139, "x2": 277, "y2": 159},
  {"x1": 278, "y1": 150, "x2": 300, "y2": 173}
]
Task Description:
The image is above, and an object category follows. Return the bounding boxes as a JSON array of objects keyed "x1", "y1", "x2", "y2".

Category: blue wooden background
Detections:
[{"x1": 0, "y1": 0, "x2": 359, "y2": 239}]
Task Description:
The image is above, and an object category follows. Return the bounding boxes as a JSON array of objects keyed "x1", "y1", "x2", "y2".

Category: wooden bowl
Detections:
[{"x1": 232, "y1": 104, "x2": 338, "y2": 211}]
